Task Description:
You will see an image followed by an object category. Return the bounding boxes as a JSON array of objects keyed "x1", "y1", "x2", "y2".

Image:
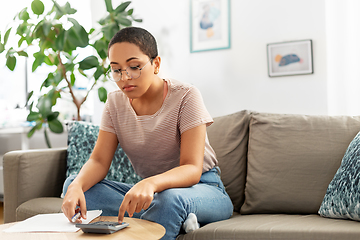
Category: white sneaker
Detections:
[{"x1": 182, "y1": 213, "x2": 200, "y2": 233}]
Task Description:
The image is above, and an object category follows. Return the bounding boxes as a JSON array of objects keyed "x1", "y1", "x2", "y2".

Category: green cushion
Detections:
[
  {"x1": 66, "y1": 121, "x2": 142, "y2": 184},
  {"x1": 318, "y1": 130, "x2": 360, "y2": 221}
]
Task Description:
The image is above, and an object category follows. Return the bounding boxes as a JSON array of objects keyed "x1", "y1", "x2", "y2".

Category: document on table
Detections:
[{"x1": 3, "y1": 210, "x2": 102, "y2": 233}]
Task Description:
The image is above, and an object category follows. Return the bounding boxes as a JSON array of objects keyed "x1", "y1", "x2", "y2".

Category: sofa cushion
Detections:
[
  {"x1": 16, "y1": 197, "x2": 63, "y2": 222},
  {"x1": 177, "y1": 213, "x2": 360, "y2": 240},
  {"x1": 318, "y1": 130, "x2": 360, "y2": 221},
  {"x1": 66, "y1": 121, "x2": 142, "y2": 184},
  {"x1": 241, "y1": 113, "x2": 360, "y2": 214},
  {"x1": 207, "y1": 110, "x2": 251, "y2": 212}
]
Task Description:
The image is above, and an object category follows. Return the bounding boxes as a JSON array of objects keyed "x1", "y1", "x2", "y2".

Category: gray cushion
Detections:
[
  {"x1": 177, "y1": 213, "x2": 360, "y2": 240},
  {"x1": 207, "y1": 110, "x2": 251, "y2": 212},
  {"x1": 319, "y1": 130, "x2": 360, "y2": 220},
  {"x1": 241, "y1": 113, "x2": 360, "y2": 214},
  {"x1": 16, "y1": 197, "x2": 63, "y2": 221}
]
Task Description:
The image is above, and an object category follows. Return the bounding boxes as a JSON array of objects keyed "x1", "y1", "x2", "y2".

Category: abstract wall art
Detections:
[
  {"x1": 190, "y1": 0, "x2": 231, "y2": 53},
  {"x1": 267, "y1": 40, "x2": 313, "y2": 77}
]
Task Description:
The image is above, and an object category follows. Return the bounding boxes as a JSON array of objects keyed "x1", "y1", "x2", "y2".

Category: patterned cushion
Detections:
[
  {"x1": 318, "y1": 131, "x2": 360, "y2": 221},
  {"x1": 66, "y1": 121, "x2": 142, "y2": 184}
]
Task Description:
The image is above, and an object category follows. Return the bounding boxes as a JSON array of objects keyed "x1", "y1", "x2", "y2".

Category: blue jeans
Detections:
[{"x1": 63, "y1": 167, "x2": 233, "y2": 240}]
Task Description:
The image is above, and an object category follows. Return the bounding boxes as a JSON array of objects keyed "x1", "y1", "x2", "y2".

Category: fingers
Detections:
[
  {"x1": 62, "y1": 193, "x2": 87, "y2": 223},
  {"x1": 79, "y1": 197, "x2": 87, "y2": 220},
  {"x1": 118, "y1": 193, "x2": 153, "y2": 223},
  {"x1": 62, "y1": 199, "x2": 77, "y2": 222},
  {"x1": 118, "y1": 199, "x2": 128, "y2": 223}
]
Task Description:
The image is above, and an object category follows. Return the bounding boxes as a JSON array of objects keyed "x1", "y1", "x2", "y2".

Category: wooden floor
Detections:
[{"x1": 0, "y1": 202, "x2": 3, "y2": 224}]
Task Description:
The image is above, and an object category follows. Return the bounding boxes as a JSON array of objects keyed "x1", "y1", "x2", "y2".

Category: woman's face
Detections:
[{"x1": 108, "y1": 42, "x2": 159, "y2": 99}]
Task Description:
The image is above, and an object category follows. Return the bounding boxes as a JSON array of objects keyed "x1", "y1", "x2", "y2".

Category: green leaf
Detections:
[
  {"x1": 48, "y1": 119, "x2": 63, "y2": 133},
  {"x1": 115, "y1": 1, "x2": 131, "y2": 13},
  {"x1": 79, "y1": 55, "x2": 99, "y2": 70},
  {"x1": 18, "y1": 37, "x2": 26, "y2": 47},
  {"x1": 16, "y1": 22, "x2": 28, "y2": 36},
  {"x1": 78, "y1": 69, "x2": 87, "y2": 78},
  {"x1": 27, "y1": 112, "x2": 41, "y2": 121},
  {"x1": 42, "y1": 20, "x2": 52, "y2": 36},
  {"x1": 52, "y1": 0, "x2": 64, "y2": 19},
  {"x1": 66, "y1": 18, "x2": 89, "y2": 48},
  {"x1": 55, "y1": 29, "x2": 65, "y2": 51},
  {"x1": 33, "y1": 20, "x2": 44, "y2": 38},
  {"x1": 44, "y1": 127, "x2": 52, "y2": 148},
  {"x1": 28, "y1": 120, "x2": 43, "y2": 138},
  {"x1": 19, "y1": 8, "x2": 30, "y2": 21},
  {"x1": 0, "y1": 43, "x2": 4, "y2": 54},
  {"x1": 115, "y1": 16, "x2": 132, "y2": 26},
  {"x1": 105, "y1": 0, "x2": 113, "y2": 13},
  {"x1": 98, "y1": 15, "x2": 111, "y2": 25},
  {"x1": 17, "y1": 50, "x2": 28, "y2": 57},
  {"x1": 94, "y1": 66, "x2": 103, "y2": 80},
  {"x1": 127, "y1": 9, "x2": 134, "y2": 15},
  {"x1": 42, "y1": 73, "x2": 53, "y2": 89},
  {"x1": 44, "y1": 55, "x2": 52, "y2": 65},
  {"x1": 70, "y1": 72, "x2": 76, "y2": 86},
  {"x1": 93, "y1": 40, "x2": 107, "y2": 59},
  {"x1": 47, "y1": 111, "x2": 59, "y2": 121},
  {"x1": 6, "y1": 55, "x2": 16, "y2": 71},
  {"x1": 31, "y1": 0, "x2": 45, "y2": 15},
  {"x1": 133, "y1": 18, "x2": 143, "y2": 23},
  {"x1": 36, "y1": 95, "x2": 52, "y2": 118},
  {"x1": 26, "y1": 91, "x2": 34, "y2": 105},
  {"x1": 27, "y1": 125, "x2": 37, "y2": 138},
  {"x1": 102, "y1": 23, "x2": 119, "y2": 41},
  {"x1": 25, "y1": 36, "x2": 33, "y2": 45},
  {"x1": 53, "y1": 71, "x2": 63, "y2": 85},
  {"x1": 32, "y1": 52, "x2": 45, "y2": 72},
  {"x1": 98, "y1": 87, "x2": 107, "y2": 103},
  {"x1": 64, "y1": 2, "x2": 77, "y2": 14},
  {"x1": 6, "y1": 48, "x2": 16, "y2": 58},
  {"x1": 4, "y1": 28, "x2": 11, "y2": 45},
  {"x1": 64, "y1": 63, "x2": 75, "y2": 72}
]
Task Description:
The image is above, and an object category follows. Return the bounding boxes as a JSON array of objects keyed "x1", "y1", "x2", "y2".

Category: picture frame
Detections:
[
  {"x1": 267, "y1": 39, "x2": 313, "y2": 77},
  {"x1": 190, "y1": 0, "x2": 231, "y2": 53}
]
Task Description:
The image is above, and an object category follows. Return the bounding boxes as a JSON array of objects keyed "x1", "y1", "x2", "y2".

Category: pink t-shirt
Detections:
[{"x1": 100, "y1": 78, "x2": 218, "y2": 179}]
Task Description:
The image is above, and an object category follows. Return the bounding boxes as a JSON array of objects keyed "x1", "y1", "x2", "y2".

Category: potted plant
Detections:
[{"x1": 0, "y1": 0, "x2": 141, "y2": 147}]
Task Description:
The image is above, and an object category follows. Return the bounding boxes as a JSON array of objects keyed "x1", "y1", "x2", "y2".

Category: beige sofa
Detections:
[{"x1": 4, "y1": 110, "x2": 360, "y2": 239}]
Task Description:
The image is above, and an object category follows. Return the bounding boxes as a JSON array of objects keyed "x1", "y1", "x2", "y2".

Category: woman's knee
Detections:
[{"x1": 62, "y1": 175, "x2": 77, "y2": 196}]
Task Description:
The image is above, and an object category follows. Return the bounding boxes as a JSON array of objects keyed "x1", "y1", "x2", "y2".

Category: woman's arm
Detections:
[
  {"x1": 62, "y1": 130, "x2": 119, "y2": 222},
  {"x1": 118, "y1": 124, "x2": 206, "y2": 222}
]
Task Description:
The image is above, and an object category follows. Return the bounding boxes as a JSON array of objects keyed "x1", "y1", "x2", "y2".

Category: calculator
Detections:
[{"x1": 76, "y1": 221, "x2": 129, "y2": 234}]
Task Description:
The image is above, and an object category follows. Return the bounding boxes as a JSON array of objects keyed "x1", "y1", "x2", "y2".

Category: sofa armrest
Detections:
[{"x1": 3, "y1": 147, "x2": 67, "y2": 223}]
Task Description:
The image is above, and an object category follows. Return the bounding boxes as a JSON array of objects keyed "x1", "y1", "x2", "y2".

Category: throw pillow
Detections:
[
  {"x1": 240, "y1": 113, "x2": 360, "y2": 215},
  {"x1": 66, "y1": 121, "x2": 142, "y2": 184},
  {"x1": 318, "y1": 130, "x2": 360, "y2": 221},
  {"x1": 207, "y1": 110, "x2": 252, "y2": 212}
]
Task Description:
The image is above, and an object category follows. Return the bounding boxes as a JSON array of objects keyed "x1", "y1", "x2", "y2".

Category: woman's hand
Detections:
[
  {"x1": 118, "y1": 179, "x2": 156, "y2": 223},
  {"x1": 62, "y1": 183, "x2": 87, "y2": 223}
]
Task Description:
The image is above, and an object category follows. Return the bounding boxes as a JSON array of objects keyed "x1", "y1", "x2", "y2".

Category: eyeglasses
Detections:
[{"x1": 106, "y1": 58, "x2": 153, "y2": 82}]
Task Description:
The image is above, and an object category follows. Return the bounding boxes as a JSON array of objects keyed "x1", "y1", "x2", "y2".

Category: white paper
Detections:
[{"x1": 3, "y1": 210, "x2": 102, "y2": 233}]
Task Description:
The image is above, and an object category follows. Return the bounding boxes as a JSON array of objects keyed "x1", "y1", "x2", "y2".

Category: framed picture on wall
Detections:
[
  {"x1": 190, "y1": 0, "x2": 231, "y2": 53},
  {"x1": 267, "y1": 40, "x2": 313, "y2": 77}
]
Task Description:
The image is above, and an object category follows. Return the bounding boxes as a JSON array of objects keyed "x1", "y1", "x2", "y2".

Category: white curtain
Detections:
[{"x1": 326, "y1": 0, "x2": 360, "y2": 115}]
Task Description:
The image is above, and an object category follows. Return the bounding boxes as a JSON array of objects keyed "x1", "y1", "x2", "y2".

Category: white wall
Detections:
[{"x1": 91, "y1": 0, "x2": 328, "y2": 120}]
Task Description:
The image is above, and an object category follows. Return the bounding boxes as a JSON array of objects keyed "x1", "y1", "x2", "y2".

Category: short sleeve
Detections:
[
  {"x1": 178, "y1": 86, "x2": 213, "y2": 134},
  {"x1": 100, "y1": 100, "x2": 116, "y2": 134}
]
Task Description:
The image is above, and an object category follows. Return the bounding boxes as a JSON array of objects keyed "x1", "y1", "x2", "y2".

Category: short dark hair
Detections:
[{"x1": 108, "y1": 27, "x2": 158, "y2": 60}]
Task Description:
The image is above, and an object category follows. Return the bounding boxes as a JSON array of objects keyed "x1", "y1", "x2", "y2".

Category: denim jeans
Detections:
[{"x1": 63, "y1": 167, "x2": 233, "y2": 240}]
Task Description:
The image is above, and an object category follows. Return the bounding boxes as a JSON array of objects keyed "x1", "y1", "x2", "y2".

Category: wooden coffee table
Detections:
[{"x1": 0, "y1": 216, "x2": 165, "y2": 240}]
